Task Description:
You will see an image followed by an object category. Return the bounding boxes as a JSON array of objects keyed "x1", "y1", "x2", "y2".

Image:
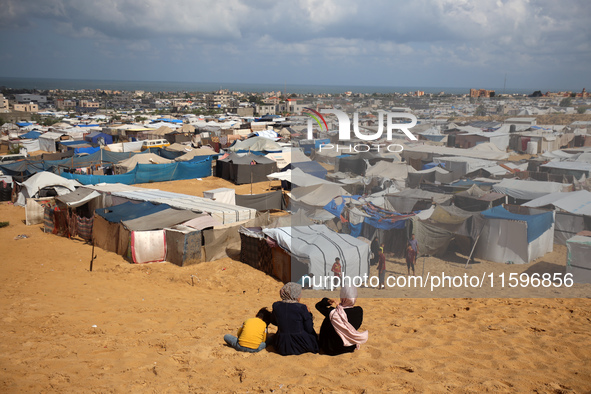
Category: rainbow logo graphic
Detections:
[{"x1": 303, "y1": 107, "x2": 328, "y2": 132}]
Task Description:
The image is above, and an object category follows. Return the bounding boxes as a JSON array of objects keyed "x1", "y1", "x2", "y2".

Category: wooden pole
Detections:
[
  {"x1": 465, "y1": 223, "x2": 485, "y2": 269},
  {"x1": 89, "y1": 240, "x2": 97, "y2": 272}
]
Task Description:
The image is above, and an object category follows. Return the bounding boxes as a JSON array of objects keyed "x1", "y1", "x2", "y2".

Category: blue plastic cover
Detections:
[
  {"x1": 481, "y1": 205, "x2": 554, "y2": 243},
  {"x1": 61, "y1": 157, "x2": 212, "y2": 185},
  {"x1": 19, "y1": 130, "x2": 42, "y2": 139},
  {"x1": 74, "y1": 147, "x2": 101, "y2": 155}
]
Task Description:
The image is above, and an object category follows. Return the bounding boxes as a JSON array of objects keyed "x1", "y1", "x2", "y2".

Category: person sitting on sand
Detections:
[
  {"x1": 271, "y1": 282, "x2": 319, "y2": 356},
  {"x1": 223, "y1": 307, "x2": 272, "y2": 353},
  {"x1": 315, "y1": 286, "x2": 368, "y2": 355}
]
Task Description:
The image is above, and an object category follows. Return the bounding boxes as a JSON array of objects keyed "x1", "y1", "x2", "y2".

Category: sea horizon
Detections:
[{"x1": 0, "y1": 76, "x2": 554, "y2": 96}]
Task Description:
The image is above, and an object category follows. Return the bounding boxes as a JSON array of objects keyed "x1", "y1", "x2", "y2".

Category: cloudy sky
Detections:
[{"x1": 0, "y1": 0, "x2": 589, "y2": 91}]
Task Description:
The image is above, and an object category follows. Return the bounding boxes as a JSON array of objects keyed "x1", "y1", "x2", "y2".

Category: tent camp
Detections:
[
  {"x1": 365, "y1": 161, "x2": 417, "y2": 181},
  {"x1": 289, "y1": 183, "x2": 349, "y2": 221},
  {"x1": 407, "y1": 166, "x2": 454, "y2": 188},
  {"x1": 265, "y1": 148, "x2": 310, "y2": 169},
  {"x1": 227, "y1": 137, "x2": 282, "y2": 153},
  {"x1": 84, "y1": 131, "x2": 113, "y2": 146},
  {"x1": 566, "y1": 234, "x2": 591, "y2": 284},
  {"x1": 174, "y1": 147, "x2": 218, "y2": 162},
  {"x1": 114, "y1": 153, "x2": 172, "y2": 174},
  {"x1": 235, "y1": 190, "x2": 284, "y2": 211},
  {"x1": 453, "y1": 184, "x2": 506, "y2": 212},
  {"x1": 282, "y1": 161, "x2": 327, "y2": 179},
  {"x1": 386, "y1": 189, "x2": 453, "y2": 213},
  {"x1": 268, "y1": 167, "x2": 338, "y2": 189},
  {"x1": 38, "y1": 132, "x2": 65, "y2": 153},
  {"x1": 492, "y1": 179, "x2": 571, "y2": 202},
  {"x1": 216, "y1": 153, "x2": 278, "y2": 184},
  {"x1": 83, "y1": 183, "x2": 256, "y2": 225},
  {"x1": 262, "y1": 225, "x2": 370, "y2": 289},
  {"x1": 473, "y1": 205, "x2": 554, "y2": 264},
  {"x1": 523, "y1": 190, "x2": 591, "y2": 244},
  {"x1": 16, "y1": 171, "x2": 80, "y2": 206},
  {"x1": 336, "y1": 151, "x2": 400, "y2": 176}
]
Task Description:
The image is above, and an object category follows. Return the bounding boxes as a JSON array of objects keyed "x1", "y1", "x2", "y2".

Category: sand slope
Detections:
[{"x1": 1, "y1": 198, "x2": 591, "y2": 392}]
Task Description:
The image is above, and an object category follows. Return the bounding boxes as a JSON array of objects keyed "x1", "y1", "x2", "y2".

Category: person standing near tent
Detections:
[
  {"x1": 405, "y1": 244, "x2": 416, "y2": 276},
  {"x1": 331, "y1": 257, "x2": 343, "y2": 283},
  {"x1": 377, "y1": 248, "x2": 386, "y2": 290},
  {"x1": 370, "y1": 237, "x2": 380, "y2": 266},
  {"x1": 408, "y1": 234, "x2": 419, "y2": 264}
]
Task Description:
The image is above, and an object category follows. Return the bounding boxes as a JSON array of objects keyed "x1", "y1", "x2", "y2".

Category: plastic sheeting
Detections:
[
  {"x1": 262, "y1": 225, "x2": 370, "y2": 289},
  {"x1": 95, "y1": 201, "x2": 170, "y2": 223},
  {"x1": 474, "y1": 216, "x2": 554, "y2": 264},
  {"x1": 481, "y1": 205, "x2": 554, "y2": 243},
  {"x1": 131, "y1": 230, "x2": 167, "y2": 264},
  {"x1": 122, "y1": 208, "x2": 201, "y2": 231},
  {"x1": 235, "y1": 190, "x2": 284, "y2": 211},
  {"x1": 203, "y1": 188, "x2": 236, "y2": 205},
  {"x1": 567, "y1": 235, "x2": 591, "y2": 284},
  {"x1": 55, "y1": 188, "x2": 101, "y2": 208},
  {"x1": 62, "y1": 157, "x2": 213, "y2": 185},
  {"x1": 492, "y1": 179, "x2": 568, "y2": 201}
]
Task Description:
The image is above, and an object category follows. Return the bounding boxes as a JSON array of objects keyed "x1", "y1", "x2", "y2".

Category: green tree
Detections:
[{"x1": 559, "y1": 97, "x2": 572, "y2": 107}]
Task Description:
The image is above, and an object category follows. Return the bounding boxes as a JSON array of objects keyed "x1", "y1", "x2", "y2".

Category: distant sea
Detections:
[{"x1": 0, "y1": 76, "x2": 534, "y2": 95}]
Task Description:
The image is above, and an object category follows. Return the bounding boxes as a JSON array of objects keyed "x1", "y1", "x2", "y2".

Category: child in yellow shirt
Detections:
[{"x1": 224, "y1": 308, "x2": 272, "y2": 353}]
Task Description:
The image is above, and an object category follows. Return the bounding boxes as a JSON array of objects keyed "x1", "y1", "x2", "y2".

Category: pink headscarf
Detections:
[{"x1": 329, "y1": 286, "x2": 369, "y2": 349}]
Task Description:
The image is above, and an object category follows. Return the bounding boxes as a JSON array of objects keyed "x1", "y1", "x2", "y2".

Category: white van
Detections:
[{"x1": 141, "y1": 139, "x2": 170, "y2": 150}]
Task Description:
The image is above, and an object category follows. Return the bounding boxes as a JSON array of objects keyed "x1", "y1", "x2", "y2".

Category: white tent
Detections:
[
  {"x1": 263, "y1": 225, "x2": 370, "y2": 289},
  {"x1": 267, "y1": 168, "x2": 338, "y2": 188},
  {"x1": 492, "y1": 179, "x2": 570, "y2": 201},
  {"x1": 16, "y1": 172, "x2": 81, "y2": 206},
  {"x1": 289, "y1": 183, "x2": 349, "y2": 221},
  {"x1": 114, "y1": 153, "x2": 172, "y2": 174},
  {"x1": 474, "y1": 206, "x2": 554, "y2": 264},
  {"x1": 38, "y1": 132, "x2": 65, "y2": 153},
  {"x1": 365, "y1": 161, "x2": 416, "y2": 180},
  {"x1": 566, "y1": 235, "x2": 591, "y2": 284}
]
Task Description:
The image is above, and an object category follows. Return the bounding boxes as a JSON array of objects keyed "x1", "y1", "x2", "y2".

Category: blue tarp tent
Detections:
[
  {"x1": 19, "y1": 130, "x2": 42, "y2": 139},
  {"x1": 16, "y1": 122, "x2": 33, "y2": 127},
  {"x1": 154, "y1": 118, "x2": 183, "y2": 124},
  {"x1": 84, "y1": 131, "x2": 113, "y2": 145},
  {"x1": 474, "y1": 205, "x2": 555, "y2": 264},
  {"x1": 481, "y1": 205, "x2": 553, "y2": 243},
  {"x1": 283, "y1": 161, "x2": 327, "y2": 179}
]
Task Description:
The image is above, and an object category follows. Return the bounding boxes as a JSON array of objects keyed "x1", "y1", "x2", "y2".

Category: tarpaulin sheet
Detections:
[
  {"x1": 492, "y1": 179, "x2": 567, "y2": 200},
  {"x1": 56, "y1": 188, "x2": 101, "y2": 208},
  {"x1": 567, "y1": 235, "x2": 591, "y2": 284},
  {"x1": 75, "y1": 146, "x2": 101, "y2": 155},
  {"x1": 414, "y1": 220, "x2": 455, "y2": 256},
  {"x1": 262, "y1": 225, "x2": 370, "y2": 288},
  {"x1": 235, "y1": 190, "x2": 284, "y2": 211},
  {"x1": 95, "y1": 201, "x2": 170, "y2": 223},
  {"x1": 61, "y1": 157, "x2": 212, "y2": 185},
  {"x1": 323, "y1": 195, "x2": 362, "y2": 218},
  {"x1": 131, "y1": 230, "x2": 166, "y2": 264},
  {"x1": 481, "y1": 205, "x2": 554, "y2": 243},
  {"x1": 283, "y1": 161, "x2": 327, "y2": 179},
  {"x1": 122, "y1": 208, "x2": 200, "y2": 231}
]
